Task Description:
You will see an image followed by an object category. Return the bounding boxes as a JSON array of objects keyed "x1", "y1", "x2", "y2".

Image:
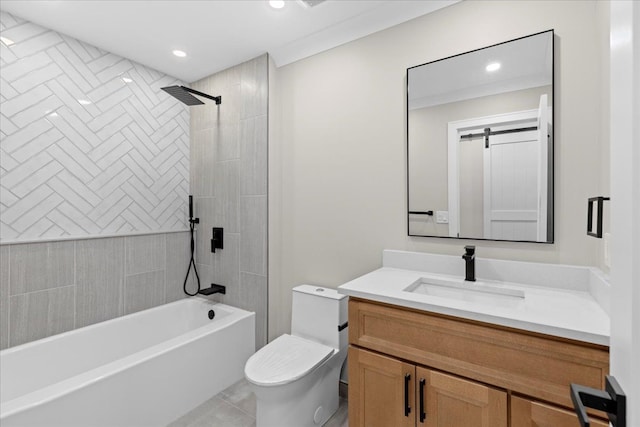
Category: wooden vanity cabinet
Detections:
[
  {"x1": 511, "y1": 395, "x2": 609, "y2": 427},
  {"x1": 349, "y1": 347, "x2": 506, "y2": 427},
  {"x1": 347, "y1": 298, "x2": 610, "y2": 427},
  {"x1": 348, "y1": 347, "x2": 415, "y2": 427}
]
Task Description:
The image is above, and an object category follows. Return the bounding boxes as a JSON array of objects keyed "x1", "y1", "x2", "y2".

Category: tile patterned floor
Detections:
[{"x1": 167, "y1": 379, "x2": 348, "y2": 427}]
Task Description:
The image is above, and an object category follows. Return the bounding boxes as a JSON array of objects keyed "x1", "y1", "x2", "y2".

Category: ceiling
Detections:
[{"x1": 0, "y1": 0, "x2": 458, "y2": 83}]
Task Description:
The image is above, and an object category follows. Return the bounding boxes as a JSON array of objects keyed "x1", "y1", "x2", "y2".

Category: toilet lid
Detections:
[{"x1": 244, "y1": 334, "x2": 334, "y2": 386}]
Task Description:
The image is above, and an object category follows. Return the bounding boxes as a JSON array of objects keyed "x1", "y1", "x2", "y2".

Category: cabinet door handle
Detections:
[
  {"x1": 404, "y1": 373, "x2": 411, "y2": 417},
  {"x1": 419, "y1": 378, "x2": 426, "y2": 423}
]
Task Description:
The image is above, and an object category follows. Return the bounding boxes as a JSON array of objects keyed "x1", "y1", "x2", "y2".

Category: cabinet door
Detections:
[
  {"x1": 511, "y1": 395, "x2": 609, "y2": 427},
  {"x1": 419, "y1": 367, "x2": 507, "y2": 427},
  {"x1": 348, "y1": 346, "x2": 415, "y2": 427}
]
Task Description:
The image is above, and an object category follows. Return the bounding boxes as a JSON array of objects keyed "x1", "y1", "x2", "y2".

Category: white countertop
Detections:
[{"x1": 338, "y1": 251, "x2": 610, "y2": 346}]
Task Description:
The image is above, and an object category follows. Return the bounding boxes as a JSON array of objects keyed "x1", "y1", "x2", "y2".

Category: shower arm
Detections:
[{"x1": 181, "y1": 86, "x2": 221, "y2": 105}]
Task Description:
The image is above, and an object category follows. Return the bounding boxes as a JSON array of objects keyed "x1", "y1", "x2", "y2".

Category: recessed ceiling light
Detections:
[
  {"x1": 486, "y1": 62, "x2": 501, "y2": 72},
  {"x1": 77, "y1": 99, "x2": 92, "y2": 105},
  {"x1": 122, "y1": 77, "x2": 133, "y2": 83},
  {"x1": 172, "y1": 50, "x2": 187, "y2": 58},
  {"x1": 0, "y1": 36, "x2": 14, "y2": 46},
  {"x1": 269, "y1": 0, "x2": 285, "y2": 9}
]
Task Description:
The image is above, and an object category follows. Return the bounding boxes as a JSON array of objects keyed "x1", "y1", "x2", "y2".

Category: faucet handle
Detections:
[{"x1": 464, "y1": 245, "x2": 476, "y2": 255}]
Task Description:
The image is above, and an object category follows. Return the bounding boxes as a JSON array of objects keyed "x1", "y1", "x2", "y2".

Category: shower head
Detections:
[{"x1": 161, "y1": 85, "x2": 221, "y2": 106}]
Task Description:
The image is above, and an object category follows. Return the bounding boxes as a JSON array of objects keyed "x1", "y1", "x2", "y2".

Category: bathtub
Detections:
[{"x1": 0, "y1": 297, "x2": 255, "y2": 427}]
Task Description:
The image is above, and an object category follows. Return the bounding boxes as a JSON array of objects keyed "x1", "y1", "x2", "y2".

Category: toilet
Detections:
[{"x1": 244, "y1": 285, "x2": 348, "y2": 427}]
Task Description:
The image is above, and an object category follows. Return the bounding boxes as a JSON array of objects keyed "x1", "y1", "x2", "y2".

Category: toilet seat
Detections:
[{"x1": 245, "y1": 334, "x2": 334, "y2": 387}]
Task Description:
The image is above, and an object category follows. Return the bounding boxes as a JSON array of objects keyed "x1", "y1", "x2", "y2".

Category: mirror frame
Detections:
[{"x1": 406, "y1": 30, "x2": 555, "y2": 243}]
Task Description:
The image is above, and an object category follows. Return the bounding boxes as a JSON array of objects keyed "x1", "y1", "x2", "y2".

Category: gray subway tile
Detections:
[
  {"x1": 213, "y1": 160, "x2": 240, "y2": 233},
  {"x1": 212, "y1": 233, "x2": 240, "y2": 297},
  {"x1": 255, "y1": 54, "x2": 268, "y2": 117},
  {"x1": 219, "y1": 83, "x2": 241, "y2": 127},
  {"x1": 239, "y1": 272, "x2": 267, "y2": 350},
  {"x1": 194, "y1": 262, "x2": 213, "y2": 295},
  {"x1": 76, "y1": 237, "x2": 124, "y2": 327},
  {"x1": 240, "y1": 55, "x2": 268, "y2": 120},
  {"x1": 125, "y1": 234, "x2": 165, "y2": 275},
  {"x1": 240, "y1": 115, "x2": 267, "y2": 196},
  {"x1": 124, "y1": 270, "x2": 165, "y2": 315},
  {"x1": 216, "y1": 120, "x2": 240, "y2": 162},
  {"x1": 9, "y1": 286, "x2": 75, "y2": 347},
  {"x1": 240, "y1": 196, "x2": 267, "y2": 276},
  {"x1": 240, "y1": 58, "x2": 257, "y2": 120},
  {"x1": 1, "y1": 246, "x2": 9, "y2": 350},
  {"x1": 9, "y1": 241, "x2": 74, "y2": 295},
  {"x1": 166, "y1": 231, "x2": 191, "y2": 303},
  {"x1": 194, "y1": 197, "x2": 214, "y2": 266}
]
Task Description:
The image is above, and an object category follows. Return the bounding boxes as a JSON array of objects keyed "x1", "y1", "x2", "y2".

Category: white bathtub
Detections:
[{"x1": 0, "y1": 297, "x2": 255, "y2": 427}]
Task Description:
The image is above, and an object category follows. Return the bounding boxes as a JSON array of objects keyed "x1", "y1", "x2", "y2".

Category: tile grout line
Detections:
[
  {"x1": 73, "y1": 240, "x2": 77, "y2": 330},
  {"x1": 122, "y1": 236, "x2": 126, "y2": 316},
  {"x1": 7, "y1": 245, "x2": 11, "y2": 347}
]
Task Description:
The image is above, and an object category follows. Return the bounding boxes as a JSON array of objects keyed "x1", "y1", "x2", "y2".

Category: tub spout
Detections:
[{"x1": 198, "y1": 284, "x2": 226, "y2": 295}]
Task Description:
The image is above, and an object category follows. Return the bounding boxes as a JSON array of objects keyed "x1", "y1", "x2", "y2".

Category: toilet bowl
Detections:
[{"x1": 244, "y1": 285, "x2": 348, "y2": 427}]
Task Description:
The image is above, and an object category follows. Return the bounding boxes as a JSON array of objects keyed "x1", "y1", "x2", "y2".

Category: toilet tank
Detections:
[{"x1": 291, "y1": 285, "x2": 348, "y2": 350}]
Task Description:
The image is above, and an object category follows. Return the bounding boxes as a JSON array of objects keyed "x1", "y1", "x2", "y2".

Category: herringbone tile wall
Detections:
[{"x1": 0, "y1": 11, "x2": 190, "y2": 242}]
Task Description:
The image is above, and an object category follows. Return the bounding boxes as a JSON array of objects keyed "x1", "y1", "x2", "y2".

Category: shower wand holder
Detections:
[{"x1": 198, "y1": 284, "x2": 226, "y2": 296}]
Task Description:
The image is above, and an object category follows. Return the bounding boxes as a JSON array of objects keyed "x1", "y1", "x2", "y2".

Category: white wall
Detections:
[
  {"x1": 0, "y1": 12, "x2": 189, "y2": 243},
  {"x1": 269, "y1": 0, "x2": 608, "y2": 339}
]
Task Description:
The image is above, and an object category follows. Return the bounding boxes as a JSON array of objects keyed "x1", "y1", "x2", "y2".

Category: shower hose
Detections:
[{"x1": 183, "y1": 220, "x2": 201, "y2": 296}]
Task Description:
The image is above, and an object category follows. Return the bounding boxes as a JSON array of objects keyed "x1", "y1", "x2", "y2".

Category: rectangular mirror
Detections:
[{"x1": 407, "y1": 30, "x2": 554, "y2": 243}]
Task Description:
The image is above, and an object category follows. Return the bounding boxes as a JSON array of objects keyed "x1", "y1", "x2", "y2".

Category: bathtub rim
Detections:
[{"x1": 0, "y1": 298, "x2": 255, "y2": 419}]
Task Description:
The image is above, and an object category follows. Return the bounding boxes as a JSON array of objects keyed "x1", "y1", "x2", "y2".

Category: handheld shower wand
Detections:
[{"x1": 183, "y1": 196, "x2": 201, "y2": 296}]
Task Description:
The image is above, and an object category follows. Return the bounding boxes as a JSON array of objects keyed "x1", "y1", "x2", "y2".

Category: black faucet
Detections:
[{"x1": 462, "y1": 246, "x2": 476, "y2": 282}]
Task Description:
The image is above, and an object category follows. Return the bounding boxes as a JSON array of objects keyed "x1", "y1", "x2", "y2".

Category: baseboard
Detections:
[{"x1": 339, "y1": 380, "x2": 348, "y2": 398}]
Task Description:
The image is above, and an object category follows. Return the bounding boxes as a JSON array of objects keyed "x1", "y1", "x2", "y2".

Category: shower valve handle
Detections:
[{"x1": 211, "y1": 228, "x2": 224, "y2": 253}]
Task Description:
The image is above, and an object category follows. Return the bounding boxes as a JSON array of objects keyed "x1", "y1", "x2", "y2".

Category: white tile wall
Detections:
[{"x1": 0, "y1": 12, "x2": 190, "y2": 242}]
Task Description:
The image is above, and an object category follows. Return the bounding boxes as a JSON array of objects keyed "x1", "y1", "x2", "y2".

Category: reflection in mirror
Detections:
[{"x1": 407, "y1": 30, "x2": 554, "y2": 243}]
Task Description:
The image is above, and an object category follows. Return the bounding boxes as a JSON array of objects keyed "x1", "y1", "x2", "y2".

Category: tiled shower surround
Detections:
[
  {"x1": 0, "y1": 13, "x2": 193, "y2": 351},
  {"x1": 0, "y1": 11, "x2": 268, "y2": 353},
  {"x1": 0, "y1": 231, "x2": 190, "y2": 350},
  {"x1": 189, "y1": 55, "x2": 268, "y2": 350},
  {"x1": 0, "y1": 11, "x2": 189, "y2": 242}
]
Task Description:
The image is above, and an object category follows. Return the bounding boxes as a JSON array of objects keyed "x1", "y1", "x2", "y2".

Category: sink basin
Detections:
[{"x1": 403, "y1": 276, "x2": 524, "y2": 306}]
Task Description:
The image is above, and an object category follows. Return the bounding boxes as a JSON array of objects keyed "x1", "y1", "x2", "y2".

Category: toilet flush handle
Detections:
[{"x1": 337, "y1": 322, "x2": 348, "y2": 332}]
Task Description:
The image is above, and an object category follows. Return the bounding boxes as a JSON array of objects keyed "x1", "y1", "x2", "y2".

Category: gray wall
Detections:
[
  {"x1": 190, "y1": 54, "x2": 268, "y2": 350},
  {"x1": 0, "y1": 231, "x2": 190, "y2": 350}
]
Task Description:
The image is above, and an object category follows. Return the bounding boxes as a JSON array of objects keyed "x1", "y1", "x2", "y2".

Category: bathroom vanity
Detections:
[{"x1": 338, "y1": 250, "x2": 611, "y2": 427}]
